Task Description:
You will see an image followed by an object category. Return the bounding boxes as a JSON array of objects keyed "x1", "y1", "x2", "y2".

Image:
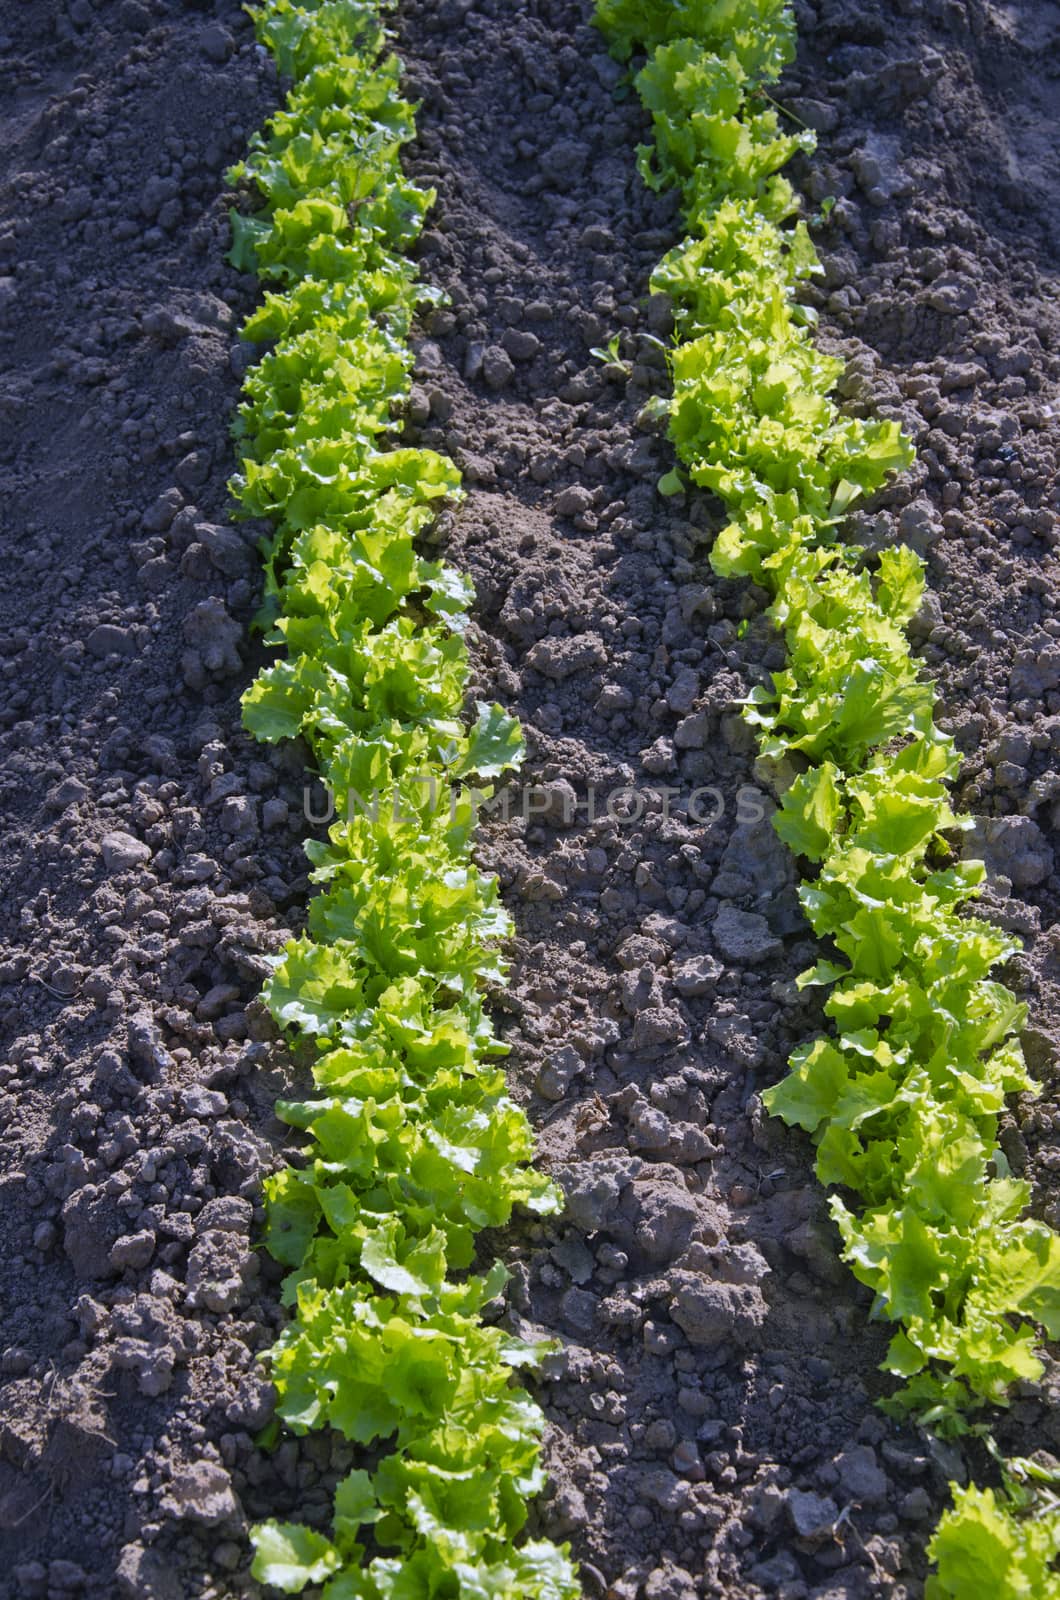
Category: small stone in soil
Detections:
[{"x1": 100, "y1": 830, "x2": 151, "y2": 872}]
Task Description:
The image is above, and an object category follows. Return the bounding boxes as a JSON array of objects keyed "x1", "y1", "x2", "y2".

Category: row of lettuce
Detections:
[
  {"x1": 227, "y1": 1, "x2": 578, "y2": 1595},
  {"x1": 591, "y1": 0, "x2": 1060, "y2": 1593}
]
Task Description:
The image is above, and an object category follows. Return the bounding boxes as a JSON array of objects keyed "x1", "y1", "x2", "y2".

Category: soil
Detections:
[{"x1": 0, "y1": 1, "x2": 1057, "y2": 1599}]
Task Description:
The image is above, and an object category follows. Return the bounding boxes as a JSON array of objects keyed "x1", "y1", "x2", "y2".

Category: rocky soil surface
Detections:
[{"x1": 0, "y1": 0, "x2": 1057, "y2": 1598}]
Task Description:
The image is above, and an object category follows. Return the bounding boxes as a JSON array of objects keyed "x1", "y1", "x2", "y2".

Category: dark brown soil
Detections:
[{"x1": 0, "y1": 1, "x2": 1057, "y2": 1598}]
